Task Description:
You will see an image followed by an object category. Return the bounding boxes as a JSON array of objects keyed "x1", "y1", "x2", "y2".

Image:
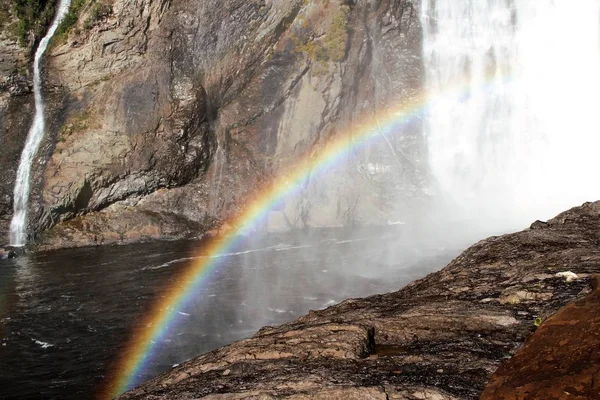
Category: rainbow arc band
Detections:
[{"x1": 104, "y1": 74, "x2": 509, "y2": 399}]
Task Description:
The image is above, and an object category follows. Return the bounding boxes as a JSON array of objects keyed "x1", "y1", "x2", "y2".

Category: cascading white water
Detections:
[
  {"x1": 209, "y1": 145, "x2": 226, "y2": 213},
  {"x1": 9, "y1": 0, "x2": 72, "y2": 246},
  {"x1": 422, "y1": 0, "x2": 600, "y2": 231}
]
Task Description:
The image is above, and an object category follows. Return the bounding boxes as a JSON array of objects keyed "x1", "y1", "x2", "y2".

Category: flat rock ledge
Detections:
[{"x1": 120, "y1": 202, "x2": 600, "y2": 400}]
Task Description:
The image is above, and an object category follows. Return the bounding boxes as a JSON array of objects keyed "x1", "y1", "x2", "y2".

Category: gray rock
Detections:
[{"x1": 0, "y1": 246, "x2": 17, "y2": 259}]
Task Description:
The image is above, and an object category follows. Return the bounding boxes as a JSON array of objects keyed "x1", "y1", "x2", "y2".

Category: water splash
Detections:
[
  {"x1": 422, "y1": 0, "x2": 600, "y2": 230},
  {"x1": 208, "y1": 145, "x2": 225, "y2": 213},
  {"x1": 9, "y1": 0, "x2": 72, "y2": 246}
]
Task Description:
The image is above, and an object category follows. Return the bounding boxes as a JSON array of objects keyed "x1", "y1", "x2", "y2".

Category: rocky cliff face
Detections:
[
  {"x1": 0, "y1": 0, "x2": 426, "y2": 248},
  {"x1": 118, "y1": 201, "x2": 600, "y2": 399}
]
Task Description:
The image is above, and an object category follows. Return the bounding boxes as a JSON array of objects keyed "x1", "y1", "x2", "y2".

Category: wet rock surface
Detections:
[
  {"x1": 34, "y1": 205, "x2": 204, "y2": 250},
  {"x1": 0, "y1": 246, "x2": 17, "y2": 260},
  {"x1": 119, "y1": 202, "x2": 600, "y2": 399}
]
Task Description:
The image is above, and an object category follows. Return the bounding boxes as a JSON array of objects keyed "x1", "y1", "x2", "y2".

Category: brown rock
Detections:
[
  {"x1": 481, "y1": 276, "x2": 600, "y2": 400},
  {"x1": 35, "y1": 206, "x2": 205, "y2": 251}
]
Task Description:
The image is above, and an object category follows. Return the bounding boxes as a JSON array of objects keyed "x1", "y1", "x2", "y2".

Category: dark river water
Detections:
[{"x1": 0, "y1": 227, "x2": 462, "y2": 399}]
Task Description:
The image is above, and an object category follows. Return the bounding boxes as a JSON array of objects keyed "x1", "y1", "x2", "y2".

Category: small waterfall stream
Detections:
[
  {"x1": 422, "y1": 0, "x2": 600, "y2": 231},
  {"x1": 9, "y1": 0, "x2": 72, "y2": 246},
  {"x1": 208, "y1": 145, "x2": 224, "y2": 213}
]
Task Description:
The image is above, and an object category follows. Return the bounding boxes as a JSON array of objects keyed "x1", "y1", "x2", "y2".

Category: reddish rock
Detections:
[{"x1": 481, "y1": 276, "x2": 600, "y2": 400}]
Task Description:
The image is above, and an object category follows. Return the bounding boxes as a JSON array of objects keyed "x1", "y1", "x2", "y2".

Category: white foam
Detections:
[
  {"x1": 274, "y1": 244, "x2": 313, "y2": 251},
  {"x1": 336, "y1": 238, "x2": 370, "y2": 244},
  {"x1": 143, "y1": 256, "x2": 201, "y2": 270},
  {"x1": 32, "y1": 339, "x2": 53, "y2": 349},
  {"x1": 267, "y1": 308, "x2": 288, "y2": 314}
]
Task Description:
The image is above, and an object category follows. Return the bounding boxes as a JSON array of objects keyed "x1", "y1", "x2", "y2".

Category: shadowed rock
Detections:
[
  {"x1": 0, "y1": 247, "x2": 14, "y2": 260},
  {"x1": 119, "y1": 202, "x2": 600, "y2": 399}
]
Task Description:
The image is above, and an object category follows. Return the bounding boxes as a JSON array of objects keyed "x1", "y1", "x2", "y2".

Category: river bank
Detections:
[{"x1": 119, "y1": 201, "x2": 600, "y2": 399}]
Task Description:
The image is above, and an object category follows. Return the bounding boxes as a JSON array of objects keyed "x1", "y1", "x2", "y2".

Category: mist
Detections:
[
  {"x1": 103, "y1": 0, "x2": 600, "y2": 388},
  {"x1": 181, "y1": 0, "x2": 600, "y2": 356}
]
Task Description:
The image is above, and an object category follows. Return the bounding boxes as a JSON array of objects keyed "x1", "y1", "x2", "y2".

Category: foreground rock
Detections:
[
  {"x1": 119, "y1": 202, "x2": 600, "y2": 399},
  {"x1": 482, "y1": 276, "x2": 600, "y2": 399},
  {"x1": 0, "y1": 246, "x2": 19, "y2": 260}
]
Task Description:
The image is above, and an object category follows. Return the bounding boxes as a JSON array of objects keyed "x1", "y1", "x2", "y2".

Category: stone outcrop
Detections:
[
  {"x1": 481, "y1": 276, "x2": 600, "y2": 400},
  {"x1": 118, "y1": 201, "x2": 600, "y2": 399},
  {"x1": 0, "y1": 0, "x2": 427, "y2": 248},
  {"x1": 0, "y1": 247, "x2": 17, "y2": 260}
]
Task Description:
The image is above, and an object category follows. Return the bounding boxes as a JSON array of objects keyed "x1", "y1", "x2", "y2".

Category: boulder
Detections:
[
  {"x1": 0, "y1": 246, "x2": 16, "y2": 260},
  {"x1": 481, "y1": 276, "x2": 600, "y2": 399}
]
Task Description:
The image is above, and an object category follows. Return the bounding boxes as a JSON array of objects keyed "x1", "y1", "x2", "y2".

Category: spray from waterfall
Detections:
[
  {"x1": 422, "y1": 0, "x2": 600, "y2": 232},
  {"x1": 9, "y1": 0, "x2": 72, "y2": 246},
  {"x1": 209, "y1": 145, "x2": 225, "y2": 214}
]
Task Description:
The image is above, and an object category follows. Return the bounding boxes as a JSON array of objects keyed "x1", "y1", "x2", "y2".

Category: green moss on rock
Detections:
[
  {"x1": 290, "y1": 4, "x2": 350, "y2": 64},
  {"x1": 324, "y1": 6, "x2": 349, "y2": 62}
]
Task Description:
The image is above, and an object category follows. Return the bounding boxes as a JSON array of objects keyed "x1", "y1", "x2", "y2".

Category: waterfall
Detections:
[
  {"x1": 9, "y1": 0, "x2": 72, "y2": 246},
  {"x1": 422, "y1": 0, "x2": 600, "y2": 231},
  {"x1": 209, "y1": 145, "x2": 226, "y2": 214}
]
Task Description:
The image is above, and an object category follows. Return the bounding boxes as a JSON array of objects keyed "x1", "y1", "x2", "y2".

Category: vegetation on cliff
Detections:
[
  {"x1": 4, "y1": 0, "x2": 56, "y2": 46},
  {"x1": 55, "y1": 0, "x2": 86, "y2": 36},
  {"x1": 0, "y1": 0, "x2": 113, "y2": 47},
  {"x1": 58, "y1": 108, "x2": 91, "y2": 143},
  {"x1": 324, "y1": 6, "x2": 350, "y2": 62},
  {"x1": 292, "y1": 4, "x2": 350, "y2": 64},
  {"x1": 54, "y1": 0, "x2": 112, "y2": 44},
  {"x1": 0, "y1": 3, "x2": 11, "y2": 30}
]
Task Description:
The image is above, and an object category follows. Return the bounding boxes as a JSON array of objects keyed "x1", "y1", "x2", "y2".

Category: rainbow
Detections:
[{"x1": 104, "y1": 74, "x2": 509, "y2": 399}]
